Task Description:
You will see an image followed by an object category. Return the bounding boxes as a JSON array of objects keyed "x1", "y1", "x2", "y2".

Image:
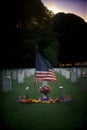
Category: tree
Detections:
[
  {"x1": 43, "y1": 41, "x2": 60, "y2": 66},
  {"x1": 53, "y1": 12, "x2": 87, "y2": 65},
  {"x1": 2, "y1": 0, "x2": 59, "y2": 68}
]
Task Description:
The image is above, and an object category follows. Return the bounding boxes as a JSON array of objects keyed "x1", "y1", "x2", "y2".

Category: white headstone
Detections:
[
  {"x1": 23, "y1": 69, "x2": 27, "y2": 79},
  {"x1": 6, "y1": 70, "x2": 12, "y2": 77},
  {"x1": 18, "y1": 69, "x2": 24, "y2": 83},
  {"x1": 82, "y1": 67, "x2": 87, "y2": 75},
  {"x1": 12, "y1": 69, "x2": 17, "y2": 80},
  {"x1": 57, "y1": 68, "x2": 61, "y2": 74},
  {"x1": 65, "y1": 71, "x2": 70, "y2": 79},
  {"x1": 71, "y1": 72, "x2": 77, "y2": 83},
  {"x1": 31, "y1": 68, "x2": 35, "y2": 75},
  {"x1": 82, "y1": 75, "x2": 87, "y2": 92},
  {"x1": 73, "y1": 68, "x2": 77, "y2": 73},
  {"x1": 42, "y1": 81, "x2": 48, "y2": 86},
  {"x1": 2, "y1": 77, "x2": 12, "y2": 92},
  {"x1": 1, "y1": 70, "x2": 6, "y2": 78},
  {"x1": 61, "y1": 69, "x2": 65, "y2": 76},
  {"x1": 77, "y1": 68, "x2": 82, "y2": 78},
  {"x1": 25, "y1": 69, "x2": 31, "y2": 77}
]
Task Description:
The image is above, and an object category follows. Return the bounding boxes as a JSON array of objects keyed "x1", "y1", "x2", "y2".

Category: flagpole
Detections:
[
  {"x1": 34, "y1": 45, "x2": 38, "y2": 99},
  {"x1": 54, "y1": 68, "x2": 59, "y2": 99}
]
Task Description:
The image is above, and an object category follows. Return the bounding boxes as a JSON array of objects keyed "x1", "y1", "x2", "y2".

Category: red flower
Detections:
[{"x1": 39, "y1": 86, "x2": 51, "y2": 94}]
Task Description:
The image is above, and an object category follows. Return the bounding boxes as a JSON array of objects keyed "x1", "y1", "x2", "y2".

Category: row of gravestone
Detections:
[
  {"x1": 55, "y1": 67, "x2": 87, "y2": 92},
  {"x1": 55, "y1": 67, "x2": 87, "y2": 81},
  {"x1": 1, "y1": 67, "x2": 87, "y2": 92},
  {"x1": 1, "y1": 68, "x2": 35, "y2": 80},
  {"x1": 1, "y1": 68, "x2": 35, "y2": 92}
]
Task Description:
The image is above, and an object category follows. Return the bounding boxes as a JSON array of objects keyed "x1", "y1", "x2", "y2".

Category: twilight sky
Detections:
[{"x1": 41, "y1": 0, "x2": 87, "y2": 22}]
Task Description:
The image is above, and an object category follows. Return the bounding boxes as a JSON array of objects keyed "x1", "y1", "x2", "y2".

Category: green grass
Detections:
[{"x1": 0, "y1": 73, "x2": 87, "y2": 130}]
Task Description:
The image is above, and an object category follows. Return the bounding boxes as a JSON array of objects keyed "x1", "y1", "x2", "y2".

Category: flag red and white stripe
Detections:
[
  {"x1": 35, "y1": 69, "x2": 57, "y2": 84},
  {"x1": 34, "y1": 52, "x2": 57, "y2": 84}
]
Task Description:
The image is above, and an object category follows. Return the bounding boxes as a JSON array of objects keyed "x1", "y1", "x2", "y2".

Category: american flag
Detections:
[{"x1": 34, "y1": 52, "x2": 57, "y2": 84}]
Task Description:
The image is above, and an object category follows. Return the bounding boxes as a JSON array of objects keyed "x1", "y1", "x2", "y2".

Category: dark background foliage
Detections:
[
  {"x1": 53, "y1": 12, "x2": 87, "y2": 64},
  {"x1": 1, "y1": 0, "x2": 87, "y2": 68}
]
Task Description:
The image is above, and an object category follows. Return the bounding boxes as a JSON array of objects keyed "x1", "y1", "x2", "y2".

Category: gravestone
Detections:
[
  {"x1": 6, "y1": 70, "x2": 12, "y2": 77},
  {"x1": 71, "y1": 72, "x2": 77, "y2": 83},
  {"x1": 2, "y1": 76, "x2": 12, "y2": 92},
  {"x1": 57, "y1": 68, "x2": 61, "y2": 74},
  {"x1": 82, "y1": 67, "x2": 87, "y2": 75},
  {"x1": 65, "y1": 70, "x2": 70, "y2": 79},
  {"x1": 81, "y1": 75, "x2": 87, "y2": 92},
  {"x1": 18, "y1": 69, "x2": 24, "y2": 83},
  {"x1": 77, "y1": 68, "x2": 82, "y2": 78},
  {"x1": 12, "y1": 69, "x2": 17, "y2": 80},
  {"x1": 24, "y1": 69, "x2": 29, "y2": 79},
  {"x1": 27, "y1": 69, "x2": 32, "y2": 77},
  {"x1": 73, "y1": 68, "x2": 77, "y2": 73},
  {"x1": 42, "y1": 81, "x2": 48, "y2": 86},
  {"x1": 31, "y1": 68, "x2": 35, "y2": 75},
  {"x1": 1, "y1": 70, "x2": 6, "y2": 78},
  {"x1": 61, "y1": 69, "x2": 66, "y2": 77}
]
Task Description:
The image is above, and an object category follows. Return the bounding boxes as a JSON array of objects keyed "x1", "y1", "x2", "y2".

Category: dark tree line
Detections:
[
  {"x1": 1, "y1": 0, "x2": 87, "y2": 69},
  {"x1": 53, "y1": 12, "x2": 87, "y2": 65},
  {"x1": 1, "y1": 0, "x2": 59, "y2": 68}
]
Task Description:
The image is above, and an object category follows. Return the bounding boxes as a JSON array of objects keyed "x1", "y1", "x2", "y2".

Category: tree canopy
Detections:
[
  {"x1": 2, "y1": 0, "x2": 59, "y2": 68},
  {"x1": 53, "y1": 12, "x2": 87, "y2": 65},
  {"x1": 4, "y1": 1, "x2": 87, "y2": 68}
]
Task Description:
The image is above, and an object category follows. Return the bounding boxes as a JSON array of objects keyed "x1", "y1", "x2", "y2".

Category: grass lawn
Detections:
[{"x1": 0, "y1": 72, "x2": 87, "y2": 130}]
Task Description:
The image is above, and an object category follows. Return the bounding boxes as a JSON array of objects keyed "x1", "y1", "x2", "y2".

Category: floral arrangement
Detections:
[
  {"x1": 17, "y1": 96, "x2": 72, "y2": 104},
  {"x1": 39, "y1": 85, "x2": 51, "y2": 95}
]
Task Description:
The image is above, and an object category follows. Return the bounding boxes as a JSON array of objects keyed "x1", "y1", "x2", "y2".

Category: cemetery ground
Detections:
[{"x1": 0, "y1": 72, "x2": 87, "y2": 130}]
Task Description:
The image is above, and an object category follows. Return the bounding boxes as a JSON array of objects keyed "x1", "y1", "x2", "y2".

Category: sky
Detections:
[{"x1": 41, "y1": 0, "x2": 87, "y2": 22}]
